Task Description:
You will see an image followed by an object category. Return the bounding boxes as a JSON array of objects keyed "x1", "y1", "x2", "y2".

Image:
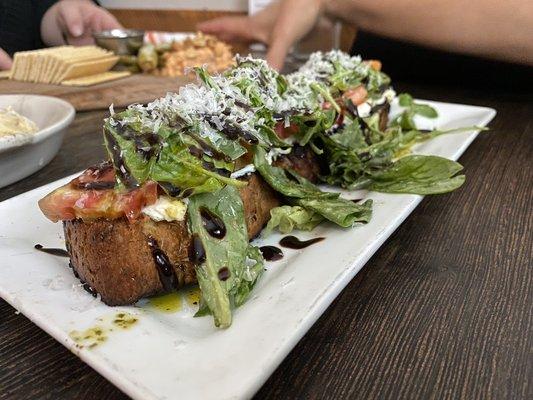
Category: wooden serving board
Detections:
[{"x1": 0, "y1": 74, "x2": 191, "y2": 111}]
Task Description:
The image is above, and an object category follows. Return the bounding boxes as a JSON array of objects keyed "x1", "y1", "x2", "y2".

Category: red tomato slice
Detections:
[
  {"x1": 342, "y1": 85, "x2": 368, "y2": 106},
  {"x1": 39, "y1": 166, "x2": 159, "y2": 223}
]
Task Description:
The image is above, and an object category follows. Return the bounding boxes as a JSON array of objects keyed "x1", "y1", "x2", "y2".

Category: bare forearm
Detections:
[{"x1": 326, "y1": 0, "x2": 533, "y2": 65}]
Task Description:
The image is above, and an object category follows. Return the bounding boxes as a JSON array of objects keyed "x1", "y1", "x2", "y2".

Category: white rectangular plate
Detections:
[{"x1": 0, "y1": 100, "x2": 495, "y2": 400}]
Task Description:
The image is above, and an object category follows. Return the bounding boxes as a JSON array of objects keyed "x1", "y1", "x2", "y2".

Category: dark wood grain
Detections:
[
  {"x1": 0, "y1": 75, "x2": 190, "y2": 111},
  {"x1": 0, "y1": 83, "x2": 531, "y2": 400}
]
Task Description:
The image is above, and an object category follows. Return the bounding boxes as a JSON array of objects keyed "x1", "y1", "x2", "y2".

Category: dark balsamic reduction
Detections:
[
  {"x1": 259, "y1": 246, "x2": 284, "y2": 261},
  {"x1": 193, "y1": 134, "x2": 230, "y2": 162},
  {"x1": 34, "y1": 244, "x2": 69, "y2": 257},
  {"x1": 82, "y1": 283, "x2": 98, "y2": 298},
  {"x1": 208, "y1": 119, "x2": 259, "y2": 145},
  {"x1": 181, "y1": 188, "x2": 194, "y2": 198},
  {"x1": 116, "y1": 125, "x2": 160, "y2": 160},
  {"x1": 69, "y1": 261, "x2": 80, "y2": 279},
  {"x1": 159, "y1": 182, "x2": 182, "y2": 197},
  {"x1": 147, "y1": 237, "x2": 177, "y2": 292},
  {"x1": 75, "y1": 181, "x2": 115, "y2": 190},
  {"x1": 188, "y1": 146, "x2": 204, "y2": 158},
  {"x1": 234, "y1": 100, "x2": 252, "y2": 112},
  {"x1": 279, "y1": 236, "x2": 325, "y2": 249},
  {"x1": 199, "y1": 207, "x2": 226, "y2": 239},
  {"x1": 218, "y1": 267, "x2": 230, "y2": 281},
  {"x1": 370, "y1": 102, "x2": 388, "y2": 114},
  {"x1": 104, "y1": 128, "x2": 139, "y2": 189},
  {"x1": 189, "y1": 234, "x2": 206, "y2": 264}
]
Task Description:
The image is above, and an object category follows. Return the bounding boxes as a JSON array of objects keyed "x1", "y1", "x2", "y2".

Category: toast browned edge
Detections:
[
  {"x1": 64, "y1": 173, "x2": 280, "y2": 305},
  {"x1": 62, "y1": 105, "x2": 389, "y2": 306}
]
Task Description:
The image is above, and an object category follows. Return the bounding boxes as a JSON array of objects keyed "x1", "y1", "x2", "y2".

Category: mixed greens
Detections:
[{"x1": 103, "y1": 51, "x2": 469, "y2": 327}]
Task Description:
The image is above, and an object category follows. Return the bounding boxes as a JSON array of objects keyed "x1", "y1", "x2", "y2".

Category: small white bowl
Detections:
[{"x1": 0, "y1": 95, "x2": 75, "y2": 188}]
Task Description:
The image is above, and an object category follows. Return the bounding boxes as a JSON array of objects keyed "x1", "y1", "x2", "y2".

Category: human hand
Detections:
[
  {"x1": 198, "y1": 0, "x2": 324, "y2": 70},
  {"x1": 41, "y1": 0, "x2": 122, "y2": 47},
  {"x1": 0, "y1": 48, "x2": 13, "y2": 70}
]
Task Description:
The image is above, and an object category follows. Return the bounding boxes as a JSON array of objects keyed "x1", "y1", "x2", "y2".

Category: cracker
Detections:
[
  {"x1": 9, "y1": 46, "x2": 118, "y2": 84},
  {"x1": 58, "y1": 55, "x2": 118, "y2": 82},
  {"x1": 61, "y1": 71, "x2": 131, "y2": 86}
]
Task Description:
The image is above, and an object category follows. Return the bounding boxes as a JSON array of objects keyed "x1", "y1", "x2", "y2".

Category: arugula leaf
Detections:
[
  {"x1": 394, "y1": 94, "x2": 438, "y2": 130},
  {"x1": 295, "y1": 109, "x2": 337, "y2": 146},
  {"x1": 368, "y1": 155, "x2": 465, "y2": 194},
  {"x1": 254, "y1": 146, "x2": 373, "y2": 229},
  {"x1": 311, "y1": 83, "x2": 340, "y2": 113},
  {"x1": 188, "y1": 186, "x2": 264, "y2": 328},
  {"x1": 296, "y1": 198, "x2": 373, "y2": 227},
  {"x1": 327, "y1": 119, "x2": 367, "y2": 150},
  {"x1": 232, "y1": 246, "x2": 265, "y2": 307},
  {"x1": 398, "y1": 93, "x2": 414, "y2": 107},
  {"x1": 265, "y1": 206, "x2": 324, "y2": 234},
  {"x1": 190, "y1": 124, "x2": 247, "y2": 161},
  {"x1": 104, "y1": 120, "x2": 245, "y2": 196}
]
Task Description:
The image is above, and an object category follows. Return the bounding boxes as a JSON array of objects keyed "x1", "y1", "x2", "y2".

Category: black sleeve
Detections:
[{"x1": 0, "y1": 0, "x2": 58, "y2": 55}]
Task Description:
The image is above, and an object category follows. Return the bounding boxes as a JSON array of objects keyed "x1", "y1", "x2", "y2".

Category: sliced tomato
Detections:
[
  {"x1": 116, "y1": 181, "x2": 158, "y2": 222},
  {"x1": 38, "y1": 187, "x2": 83, "y2": 223},
  {"x1": 366, "y1": 59, "x2": 382, "y2": 71},
  {"x1": 342, "y1": 85, "x2": 368, "y2": 106},
  {"x1": 72, "y1": 161, "x2": 115, "y2": 189},
  {"x1": 39, "y1": 167, "x2": 159, "y2": 223}
]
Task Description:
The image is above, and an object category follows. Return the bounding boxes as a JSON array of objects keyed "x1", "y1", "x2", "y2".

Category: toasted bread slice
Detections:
[
  {"x1": 64, "y1": 173, "x2": 280, "y2": 305},
  {"x1": 60, "y1": 107, "x2": 388, "y2": 306}
]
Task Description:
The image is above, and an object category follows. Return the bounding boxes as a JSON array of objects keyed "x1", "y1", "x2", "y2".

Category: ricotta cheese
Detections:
[{"x1": 142, "y1": 196, "x2": 188, "y2": 222}]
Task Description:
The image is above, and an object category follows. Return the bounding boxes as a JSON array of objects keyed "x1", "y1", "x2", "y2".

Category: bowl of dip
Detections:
[{"x1": 0, "y1": 95, "x2": 75, "y2": 188}]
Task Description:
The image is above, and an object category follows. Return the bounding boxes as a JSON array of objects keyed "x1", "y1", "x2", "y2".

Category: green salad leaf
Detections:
[
  {"x1": 393, "y1": 94, "x2": 438, "y2": 130},
  {"x1": 104, "y1": 120, "x2": 245, "y2": 195},
  {"x1": 254, "y1": 146, "x2": 373, "y2": 230},
  {"x1": 254, "y1": 146, "x2": 336, "y2": 199},
  {"x1": 188, "y1": 185, "x2": 264, "y2": 328},
  {"x1": 265, "y1": 206, "x2": 324, "y2": 234},
  {"x1": 296, "y1": 198, "x2": 373, "y2": 227},
  {"x1": 368, "y1": 155, "x2": 465, "y2": 194}
]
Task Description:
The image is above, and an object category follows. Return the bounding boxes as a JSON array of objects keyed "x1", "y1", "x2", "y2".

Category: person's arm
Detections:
[
  {"x1": 40, "y1": 0, "x2": 122, "y2": 47},
  {"x1": 199, "y1": 0, "x2": 533, "y2": 69},
  {"x1": 326, "y1": 0, "x2": 533, "y2": 66}
]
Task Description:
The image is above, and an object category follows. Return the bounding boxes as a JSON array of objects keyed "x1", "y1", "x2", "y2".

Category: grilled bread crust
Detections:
[{"x1": 64, "y1": 173, "x2": 280, "y2": 305}]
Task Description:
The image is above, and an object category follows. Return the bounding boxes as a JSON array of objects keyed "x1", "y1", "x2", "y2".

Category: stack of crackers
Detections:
[{"x1": 8, "y1": 46, "x2": 130, "y2": 86}]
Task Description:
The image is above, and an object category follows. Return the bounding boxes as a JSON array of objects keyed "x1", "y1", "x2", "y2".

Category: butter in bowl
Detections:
[{"x1": 0, "y1": 95, "x2": 75, "y2": 188}]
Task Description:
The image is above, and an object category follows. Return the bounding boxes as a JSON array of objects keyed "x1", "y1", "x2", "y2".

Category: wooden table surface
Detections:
[{"x1": 0, "y1": 82, "x2": 531, "y2": 400}]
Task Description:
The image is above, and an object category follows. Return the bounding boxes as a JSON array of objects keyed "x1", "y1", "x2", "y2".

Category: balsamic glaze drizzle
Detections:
[
  {"x1": 104, "y1": 128, "x2": 139, "y2": 189},
  {"x1": 82, "y1": 283, "x2": 98, "y2": 298},
  {"x1": 200, "y1": 207, "x2": 226, "y2": 239},
  {"x1": 34, "y1": 244, "x2": 69, "y2": 257},
  {"x1": 75, "y1": 181, "x2": 115, "y2": 190},
  {"x1": 147, "y1": 237, "x2": 178, "y2": 292},
  {"x1": 279, "y1": 236, "x2": 325, "y2": 249},
  {"x1": 259, "y1": 246, "x2": 284, "y2": 261},
  {"x1": 218, "y1": 267, "x2": 230, "y2": 281},
  {"x1": 189, "y1": 234, "x2": 206, "y2": 264}
]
